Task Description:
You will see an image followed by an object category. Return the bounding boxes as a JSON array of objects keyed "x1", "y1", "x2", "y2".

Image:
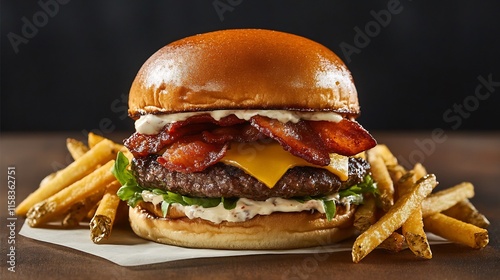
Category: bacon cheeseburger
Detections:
[{"x1": 113, "y1": 29, "x2": 378, "y2": 249}]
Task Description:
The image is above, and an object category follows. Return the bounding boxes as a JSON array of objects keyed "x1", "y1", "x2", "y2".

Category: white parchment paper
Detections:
[{"x1": 19, "y1": 221, "x2": 448, "y2": 266}]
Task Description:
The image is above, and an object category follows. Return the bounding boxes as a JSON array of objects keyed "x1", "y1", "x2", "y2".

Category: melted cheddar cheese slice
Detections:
[{"x1": 221, "y1": 142, "x2": 349, "y2": 188}]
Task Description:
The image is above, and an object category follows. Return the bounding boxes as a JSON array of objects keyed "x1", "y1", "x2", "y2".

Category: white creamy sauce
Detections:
[
  {"x1": 135, "y1": 110, "x2": 343, "y2": 135},
  {"x1": 141, "y1": 191, "x2": 356, "y2": 224}
]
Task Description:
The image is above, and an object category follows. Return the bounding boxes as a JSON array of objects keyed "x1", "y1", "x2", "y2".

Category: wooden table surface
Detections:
[{"x1": 1, "y1": 131, "x2": 499, "y2": 279}]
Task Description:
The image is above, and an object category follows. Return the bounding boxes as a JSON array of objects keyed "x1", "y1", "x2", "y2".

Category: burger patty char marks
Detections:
[{"x1": 132, "y1": 155, "x2": 370, "y2": 200}]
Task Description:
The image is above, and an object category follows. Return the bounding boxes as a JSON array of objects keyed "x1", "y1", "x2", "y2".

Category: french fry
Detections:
[
  {"x1": 387, "y1": 164, "x2": 406, "y2": 185},
  {"x1": 378, "y1": 232, "x2": 407, "y2": 252},
  {"x1": 353, "y1": 195, "x2": 377, "y2": 232},
  {"x1": 352, "y1": 174, "x2": 437, "y2": 263},
  {"x1": 86, "y1": 201, "x2": 100, "y2": 220},
  {"x1": 423, "y1": 213, "x2": 489, "y2": 249},
  {"x1": 368, "y1": 156, "x2": 394, "y2": 211},
  {"x1": 398, "y1": 171, "x2": 432, "y2": 259},
  {"x1": 16, "y1": 139, "x2": 118, "y2": 216},
  {"x1": 66, "y1": 138, "x2": 89, "y2": 160},
  {"x1": 88, "y1": 132, "x2": 107, "y2": 148},
  {"x1": 88, "y1": 132, "x2": 133, "y2": 160},
  {"x1": 354, "y1": 151, "x2": 366, "y2": 160},
  {"x1": 89, "y1": 180, "x2": 122, "y2": 243},
  {"x1": 442, "y1": 199, "x2": 490, "y2": 229},
  {"x1": 39, "y1": 172, "x2": 57, "y2": 189},
  {"x1": 412, "y1": 163, "x2": 427, "y2": 180},
  {"x1": 39, "y1": 139, "x2": 89, "y2": 190},
  {"x1": 367, "y1": 144, "x2": 398, "y2": 166},
  {"x1": 26, "y1": 160, "x2": 116, "y2": 227},
  {"x1": 421, "y1": 182, "x2": 475, "y2": 217},
  {"x1": 62, "y1": 190, "x2": 104, "y2": 228}
]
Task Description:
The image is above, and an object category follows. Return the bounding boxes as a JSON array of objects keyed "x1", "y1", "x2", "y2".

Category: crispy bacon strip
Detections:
[
  {"x1": 250, "y1": 116, "x2": 330, "y2": 166},
  {"x1": 308, "y1": 119, "x2": 377, "y2": 156},
  {"x1": 124, "y1": 123, "x2": 216, "y2": 157},
  {"x1": 127, "y1": 113, "x2": 376, "y2": 173},
  {"x1": 125, "y1": 114, "x2": 244, "y2": 157},
  {"x1": 157, "y1": 135, "x2": 228, "y2": 173},
  {"x1": 124, "y1": 130, "x2": 167, "y2": 157}
]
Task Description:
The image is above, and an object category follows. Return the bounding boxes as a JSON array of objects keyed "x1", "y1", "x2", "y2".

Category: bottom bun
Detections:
[{"x1": 128, "y1": 204, "x2": 357, "y2": 250}]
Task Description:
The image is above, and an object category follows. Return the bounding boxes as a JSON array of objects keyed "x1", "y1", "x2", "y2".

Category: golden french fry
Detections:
[
  {"x1": 89, "y1": 180, "x2": 122, "y2": 243},
  {"x1": 421, "y1": 182, "x2": 475, "y2": 217},
  {"x1": 394, "y1": 171, "x2": 413, "y2": 196},
  {"x1": 16, "y1": 139, "x2": 118, "y2": 216},
  {"x1": 404, "y1": 228, "x2": 432, "y2": 259},
  {"x1": 367, "y1": 144, "x2": 398, "y2": 166},
  {"x1": 398, "y1": 171, "x2": 432, "y2": 259},
  {"x1": 354, "y1": 195, "x2": 377, "y2": 232},
  {"x1": 378, "y1": 232, "x2": 407, "y2": 252},
  {"x1": 66, "y1": 138, "x2": 89, "y2": 160},
  {"x1": 352, "y1": 174, "x2": 437, "y2": 263},
  {"x1": 39, "y1": 139, "x2": 89, "y2": 190},
  {"x1": 88, "y1": 132, "x2": 133, "y2": 160},
  {"x1": 39, "y1": 172, "x2": 57, "y2": 189},
  {"x1": 387, "y1": 164, "x2": 406, "y2": 185},
  {"x1": 423, "y1": 213, "x2": 489, "y2": 249},
  {"x1": 62, "y1": 190, "x2": 104, "y2": 228},
  {"x1": 368, "y1": 156, "x2": 394, "y2": 211},
  {"x1": 88, "y1": 132, "x2": 107, "y2": 148},
  {"x1": 26, "y1": 160, "x2": 116, "y2": 227},
  {"x1": 412, "y1": 163, "x2": 427, "y2": 180},
  {"x1": 62, "y1": 202, "x2": 86, "y2": 228},
  {"x1": 442, "y1": 199, "x2": 490, "y2": 229},
  {"x1": 86, "y1": 201, "x2": 100, "y2": 220},
  {"x1": 354, "y1": 151, "x2": 366, "y2": 160}
]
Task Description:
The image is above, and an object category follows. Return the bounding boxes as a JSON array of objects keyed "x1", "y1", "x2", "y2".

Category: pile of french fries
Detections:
[
  {"x1": 17, "y1": 135, "x2": 489, "y2": 261},
  {"x1": 352, "y1": 145, "x2": 490, "y2": 263},
  {"x1": 16, "y1": 133, "x2": 132, "y2": 244}
]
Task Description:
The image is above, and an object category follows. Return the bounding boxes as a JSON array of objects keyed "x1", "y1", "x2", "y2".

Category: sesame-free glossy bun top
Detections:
[{"x1": 128, "y1": 29, "x2": 360, "y2": 119}]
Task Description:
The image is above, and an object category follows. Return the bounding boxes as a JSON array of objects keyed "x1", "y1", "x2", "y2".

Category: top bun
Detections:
[{"x1": 128, "y1": 29, "x2": 359, "y2": 119}]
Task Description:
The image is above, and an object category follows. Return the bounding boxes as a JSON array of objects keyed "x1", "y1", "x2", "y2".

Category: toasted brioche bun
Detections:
[
  {"x1": 128, "y1": 29, "x2": 359, "y2": 118},
  {"x1": 129, "y1": 203, "x2": 356, "y2": 249}
]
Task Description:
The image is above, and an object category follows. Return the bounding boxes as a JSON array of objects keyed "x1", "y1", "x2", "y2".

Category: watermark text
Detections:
[
  {"x1": 7, "y1": 0, "x2": 71, "y2": 54},
  {"x1": 6, "y1": 167, "x2": 17, "y2": 272},
  {"x1": 397, "y1": 73, "x2": 499, "y2": 168},
  {"x1": 212, "y1": 0, "x2": 244, "y2": 21}
]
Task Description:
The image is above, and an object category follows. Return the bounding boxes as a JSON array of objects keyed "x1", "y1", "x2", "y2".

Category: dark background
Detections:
[{"x1": 2, "y1": 0, "x2": 500, "y2": 134}]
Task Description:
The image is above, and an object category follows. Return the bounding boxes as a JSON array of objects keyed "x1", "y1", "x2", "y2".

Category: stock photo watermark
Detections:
[
  {"x1": 397, "y1": 73, "x2": 499, "y2": 168},
  {"x1": 6, "y1": 167, "x2": 18, "y2": 272},
  {"x1": 213, "y1": 0, "x2": 244, "y2": 21},
  {"x1": 339, "y1": 0, "x2": 407, "y2": 63},
  {"x1": 7, "y1": 0, "x2": 71, "y2": 54}
]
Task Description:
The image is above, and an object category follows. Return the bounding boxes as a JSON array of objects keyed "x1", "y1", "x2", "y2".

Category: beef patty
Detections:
[{"x1": 132, "y1": 155, "x2": 370, "y2": 200}]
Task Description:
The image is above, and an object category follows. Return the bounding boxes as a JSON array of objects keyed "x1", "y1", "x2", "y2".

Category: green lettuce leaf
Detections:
[
  {"x1": 112, "y1": 152, "x2": 144, "y2": 207},
  {"x1": 322, "y1": 199, "x2": 336, "y2": 221},
  {"x1": 222, "y1": 197, "x2": 238, "y2": 210},
  {"x1": 299, "y1": 174, "x2": 378, "y2": 221},
  {"x1": 161, "y1": 201, "x2": 170, "y2": 217},
  {"x1": 339, "y1": 174, "x2": 378, "y2": 199}
]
